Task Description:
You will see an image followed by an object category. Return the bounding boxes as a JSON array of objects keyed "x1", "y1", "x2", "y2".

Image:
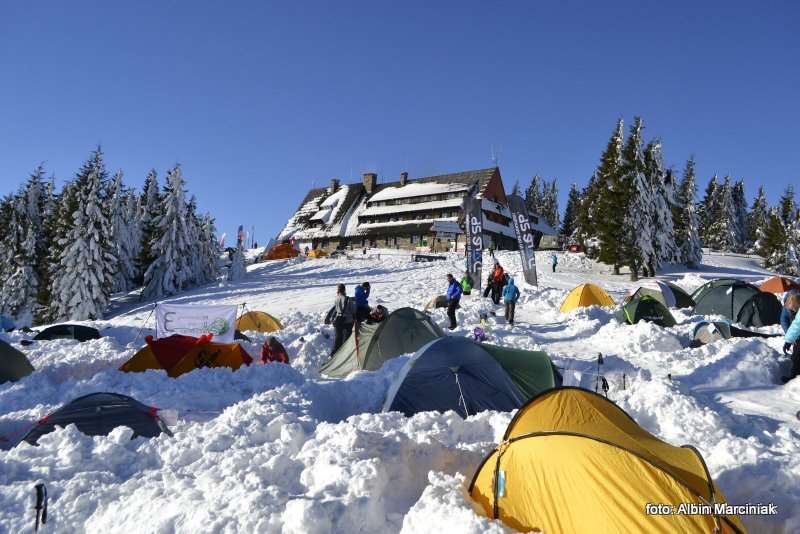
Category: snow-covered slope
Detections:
[{"x1": 1, "y1": 251, "x2": 798, "y2": 532}]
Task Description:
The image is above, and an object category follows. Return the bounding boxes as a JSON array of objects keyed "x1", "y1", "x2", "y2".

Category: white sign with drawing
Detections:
[{"x1": 155, "y1": 303, "x2": 237, "y2": 343}]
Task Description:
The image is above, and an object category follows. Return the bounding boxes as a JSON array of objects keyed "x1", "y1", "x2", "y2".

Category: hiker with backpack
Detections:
[
  {"x1": 354, "y1": 282, "x2": 371, "y2": 322},
  {"x1": 502, "y1": 276, "x2": 521, "y2": 326},
  {"x1": 445, "y1": 273, "x2": 463, "y2": 330},
  {"x1": 550, "y1": 253, "x2": 558, "y2": 273},
  {"x1": 261, "y1": 336, "x2": 289, "y2": 364},
  {"x1": 460, "y1": 271, "x2": 473, "y2": 296},
  {"x1": 331, "y1": 284, "x2": 356, "y2": 355}
]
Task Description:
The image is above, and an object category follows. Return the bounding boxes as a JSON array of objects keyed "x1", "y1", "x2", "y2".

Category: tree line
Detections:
[{"x1": 0, "y1": 147, "x2": 222, "y2": 325}]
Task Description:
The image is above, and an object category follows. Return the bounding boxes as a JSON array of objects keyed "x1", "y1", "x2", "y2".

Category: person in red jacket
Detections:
[{"x1": 261, "y1": 337, "x2": 289, "y2": 364}]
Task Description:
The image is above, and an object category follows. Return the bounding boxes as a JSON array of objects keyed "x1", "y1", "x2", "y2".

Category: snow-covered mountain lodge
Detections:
[{"x1": 277, "y1": 167, "x2": 526, "y2": 253}]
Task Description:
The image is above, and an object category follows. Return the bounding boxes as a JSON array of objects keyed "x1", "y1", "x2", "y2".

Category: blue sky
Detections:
[{"x1": 1, "y1": 1, "x2": 798, "y2": 242}]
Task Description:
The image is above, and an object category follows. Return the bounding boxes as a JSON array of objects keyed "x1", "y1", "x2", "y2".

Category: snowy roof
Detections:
[
  {"x1": 356, "y1": 216, "x2": 458, "y2": 231},
  {"x1": 369, "y1": 182, "x2": 470, "y2": 203},
  {"x1": 359, "y1": 198, "x2": 463, "y2": 217}
]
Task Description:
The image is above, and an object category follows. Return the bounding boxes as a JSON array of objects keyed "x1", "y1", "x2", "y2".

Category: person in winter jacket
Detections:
[
  {"x1": 490, "y1": 263, "x2": 506, "y2": 305},
  {"x1": 445, "y1": 273, "x2": 463, "y2": 330},
  {"x1": 550, "y1": 253, "x2": 558, "y2": 273},
  {"x1": 331, "y1": 284, "x2": 356, "y2": 355},
  {"x1": 261, "y1": 336, "x2": 289, "y2": 364},
  {"x1": 780, "y1": 292, "x2": 800, "y2": 333},
  {"x1": 354, "y1": 282, "x2": 371, "y2": 322},
  {"x1": 502, "y1": 277, "x2": 521, "y2": 325},
  {"x1": 460, "y1": 271, "x2": 473, "y2": 295},
  {"x1": 782, "y1": 304, "x2": 800, "y2": 382}
]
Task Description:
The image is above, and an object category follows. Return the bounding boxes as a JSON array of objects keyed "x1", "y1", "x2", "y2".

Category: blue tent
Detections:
[{"x1": 383, "y1": 336, "x2": 527, "y2": 417}]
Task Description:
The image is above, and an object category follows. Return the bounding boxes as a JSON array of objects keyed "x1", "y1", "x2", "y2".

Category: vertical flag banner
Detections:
[
  {"x1": 237, "y1": 225, "x2": 245, "y2": 246},
  {"x1": 464, "y1": 197, "x2": 483, "y2": 291},
  {"x1": 155, "y1": 303, "x2": 237, "y2": 343},
  {"x1": 507, "y1": 194, "x2": 539, "y2": 286}
]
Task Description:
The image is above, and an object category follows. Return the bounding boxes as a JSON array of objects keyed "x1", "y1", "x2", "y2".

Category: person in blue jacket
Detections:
[
  {"x1": 550, "y1": 253, "x2": 558, "y2": 273},
  {"x1": 354, "y1": 282, "x2": 371, "y2": 322},
  {"x1": 502, "y1": 276, "x2": 521, "y2": 325},
  {"x1": 445, "y1": 273, "x2": 463, "y2": 330},
  {"x1": 782, "y1": 299, "x2": 800, "y2": 383},
  {"x1": 780, "y1": 291, "x2": 800, "y2": 333}
]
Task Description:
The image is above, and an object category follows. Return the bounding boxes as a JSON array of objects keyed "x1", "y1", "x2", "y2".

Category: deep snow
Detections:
[{"x1": 1, "y1": 250, "x2": 798, "y2": 533}]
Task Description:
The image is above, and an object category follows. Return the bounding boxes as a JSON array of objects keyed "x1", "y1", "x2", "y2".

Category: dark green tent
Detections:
[
  {"x1": 692, "y1": 279, "x2": 781, "y2": 327},
  {"x1": 479, "y1": 343, "x2": 562, "y2": 398},
  {"x1": 0, "y1": 339, "x2": 34, "y2": 384},
  {"x1": 34, "y1": 324, "x2": 102, "y2": 342},
  {"x1": 615, "y1": 295, "x2": 677, "y2": 327},
  {"x1": 321, "y1": 307, "x2": 444, "y2": 378},
  {"x1": 663, "y1": 281, "x2": 695, "y2": 308}
]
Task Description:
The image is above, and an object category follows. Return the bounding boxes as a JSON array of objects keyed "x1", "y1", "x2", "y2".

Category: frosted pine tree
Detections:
[
  {"x1": 525, "y1": 175, "x2": 544, "y2": 216},
  {"x1": 619, "y1": 118, "x2": 654, "y2": 279},
  {"x1": 561, "y1": 183, "x2": 581, "y2": 241},
  {"x1": 227, "y1": 243, "x2": 246, "y2": 281},
  {"x1": 705, "y1": 177, "x2": 738, "y2": 252},
  {"x1": 698, "y1": 175, "x2": 719, "y2": 245},
  {"x1": 779, "y1": 185, "x2": 796, "y2": 228},
  {"x1": 142, "y1": 165, "x2": 193, "y2": 299},
  {"x1": 185, "y1": 195, "x2": 202, "y2": 285},
  {"x1": 2, "y1": 223, "x2": 39, "y2": 324},
  {"x1": 137, "y1": 170, "x2": 161, "y2": 283},
  {"x1": 748, "y1": 186, "x2": 770, "y2": 254},
  {"x1": 196, "y1": 214, "x2": 221, "y2": 284},
  {"x1": 731, "y1": 180, "x2": 748, "y2": 252},
  {"x1": 50, "y1": 151, "x2": 116, "y2": 320},
  {"x1": 109, "y1": 171, "x2": 138, "y2": 292},
  {"x1": 761, "y1": 208, "x2": 797, "y2": 274},
  {"x1": 595, "y1": 119, "x2": 626, "y2": 272},
  {"x1": 125, "y1": 191, "x2": 142, "y2": 278},
  {"x1": 574, "y1": 173, "x2": 598, "y2": 252},
  {"x1": 643, "y1": 140, "x2": 677, "y2": 270},
  {"x1": 676, "y1": 158, "x2": 703, "y2": 267},
  {"x1": 542, "y1": 179, "x2": 560, "y2": 229}
]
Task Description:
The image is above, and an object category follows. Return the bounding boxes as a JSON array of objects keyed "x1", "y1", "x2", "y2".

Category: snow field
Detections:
[{"x1": 1, "y1": 250, "x2": 799, "y2": 532}]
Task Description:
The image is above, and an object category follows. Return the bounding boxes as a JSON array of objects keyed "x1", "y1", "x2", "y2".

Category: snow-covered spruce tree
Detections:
[
  {"x1": 109, "y1": 171, "x2": 138, "y2": 292},
  {"x1": 136, "y1": 169, "x2": 161, "y2": 285},
  {"x1": 142, "y1": 165, "x2": 193, "y2": 299},
  {"x1": 574, "y1": 173, "x2": 599, "y2": 254},
  {"x1": 643, "y1": 140, "x2": 677, "y2": 271},
  {"x1": 41, "y1": 180, "x2": 79, "y2": 321},
  {"x1": 731, "y1": 180, "x2": 748, "y2": 252},
  {"x1": 2, "y1": 223, "x2": 39, "y2": 324},
  {"x1": 185, "y1": 195, "x2": 204, "y2": 285},
  {"x1": 561, "y1": 183, "x2": 581, "y2": 241},
  {"x1": 510, "y1": 180, "x2": 521, "y2": 196},
  {"x1": 525, "y1": 175, "x2": 544, "y2": 216},
  {"x1": 125, "y1": 190, "x2": 142, "y2": 278},
  {"x1": 594, "y1": 119, "x2": 626, "y2": 272},
  {"x1": 748, "y1": 186, "x2": 770, "y2": 255},
  {"x1": 195, "y1": 214, "x2": 221, "y2": 284},
  {"x1": 227, "y1": 243, "x2": 246, "y2": 281},
  {"x1": 0, "y1": 195, "x2": 14, "y2": 285},
  {"x1": 542, "y1": 179, "x2": 560, "y2": 230},
  {"x1": 704, "y1": 176, "x2": 738, "y2": 252},
  {"x1": 675, "y1": 158, "x2": 703, "y2": 267},
  {"x1": 618, "y1": 117, "x2": 653, "y2": 280},
  {"x1": 49, "y1": 149, "x2": 116, "y2": 320},
  {"x1": 761, "y1": 208, "x2": 798, "y2": 274},
  {"x1": 698, "y1": 175, "x2": 719, "y2": 245},
  {"x1": 779, "y1": 185, "x2": 796, "y2": 229}
]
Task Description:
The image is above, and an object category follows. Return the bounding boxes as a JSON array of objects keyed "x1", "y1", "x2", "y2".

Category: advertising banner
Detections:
[
  {"x1": 155, "y1": 303, "x2": 237, "y2": 343},
  {"x1": 464, "y1": 197, "x2": 484, "y2": 291},
  {"x1": 507, "y1": 194, "x2": 539, "y2": 286}
]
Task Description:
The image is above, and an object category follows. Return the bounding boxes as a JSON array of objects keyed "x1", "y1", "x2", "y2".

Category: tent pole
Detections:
[{"x1": 132, "y1": 302, "x2": 157, "y2": 347}]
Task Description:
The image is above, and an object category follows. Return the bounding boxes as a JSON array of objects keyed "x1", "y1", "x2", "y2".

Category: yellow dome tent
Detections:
[
  {"x1": 469, "y1": 388, "x2": 746, "y2": 533},
  {"x1": 307, "y1": 249, "x2": 328, "y2": 258},
  {"x1": 120, "y1": 335, "x2": 253, "y2": 378},
  {"x1": 560, "y1": 283, "x2": 615, "y2": 313},
  {"x1": 236, "y1": 311, "x2": 283, "y2": 333}
]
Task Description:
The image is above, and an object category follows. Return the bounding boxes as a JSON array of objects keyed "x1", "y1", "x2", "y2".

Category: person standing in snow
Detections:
[
  {"x1": 460, "y1": 271, "x2": 473, "y2": 296},
  {"x1": 261, "y1": 336, "x2": 289, "y2": 364},
  {"x1": 445, "y1": 273, "x2": 462, "y2": 330},
  {"x1": 502, "y1": 277, "x2": 521, "y2": 326},
  {"x1": 331, "y1": 284, "x2": 356, "y2": 355},
  {"x1": 490, "y1": 262, "x2": 505, "y2": 305},
  {"x1": 780, "y1": 292, "x2": 800, "y2": 334},
  {"x1": 354, "y1": 282, "x2": 371, "y2": 322},
  {"x1": 782, "y1": 308, "x2": 800, "y2": 383},
  {"x1": 550, "y1": 253, "x2": 558, "y2": 273}
]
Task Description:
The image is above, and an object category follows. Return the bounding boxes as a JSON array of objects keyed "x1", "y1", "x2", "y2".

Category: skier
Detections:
[
  {"x1": 354, "y1": 281, "x2": 371, "y2": 322},
  {"x1": 261, "y1": 336, "x2": 289, "y2": 364},
  {"x1": 460, "y1": 271, "x2": 473, "y2": 296},
  {"x1": 781, "y1": 292, "x2": 800, "y2": 334},
  {"x1": 550, "y1": 253, "x2": 558, "y2": 273},
  {"x1": 502, "y1": 276, "x2": 521, "y2": 326},
  {"x1": 445, "y1": 273, "x2": 463, "y2": 330},
  {"x1": 782, "y1": 307, "x2": 800, "y2": 383},
  {"x1": 331, "y1": 284, "x2": 356, "y2": 355}
]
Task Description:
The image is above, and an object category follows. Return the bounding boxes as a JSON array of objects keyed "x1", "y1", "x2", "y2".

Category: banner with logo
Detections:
[
  {"x1": 155, "y1": 303, "x2": 237, "y2": 343},
  {"x1": 464, "y1": 196, "x2": 483, "y2": 291},
  {"x1": 507, "y1": 194, "x2": 539, "y2": 287}
]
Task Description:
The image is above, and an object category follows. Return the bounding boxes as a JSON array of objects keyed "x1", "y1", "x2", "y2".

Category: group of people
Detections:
[
  {"x1": 330, "y1": 281, "x2": 372, "y2": 355},
  {"x1": 445, "y1": 260, "x2": 521, "y2": 330}
]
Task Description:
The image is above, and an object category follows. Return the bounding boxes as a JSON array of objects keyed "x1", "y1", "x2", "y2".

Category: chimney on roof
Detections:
[
  {"x1": 400, "y1": 171, "x2": 409, "y2": 186},
  {"x1": 362, "y1": 172, "x2": 378, "y2": 194},
  {"x1": 329, "y1": 178, "x2": 340, "y2": 193}
]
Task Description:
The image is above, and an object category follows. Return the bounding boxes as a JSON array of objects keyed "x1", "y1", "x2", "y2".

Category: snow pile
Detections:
[{"x1": 1, "y1": 250, "x2": 798, "y2": 532}]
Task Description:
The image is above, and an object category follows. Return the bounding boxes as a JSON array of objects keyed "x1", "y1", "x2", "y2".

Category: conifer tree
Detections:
[
  {"x1": 705, "y1": 177, "x2": 738, "y2": 252},
  {"x1": 698, "y1": 175, "x2": 719, "y2": 244},
  {"x1": 618, "y1": 117, "x2": 653, "y2": 279},
  {"x1": 779, "y1": 185, "x2": 796, "y2": 229},
  {"x1": 542, "y1": 179, "x2": 559, "y2": 229},
  {"x1": 510, "y1": 180, "x2": 520, "y2": 196},
  {"x1": 731, "y1": 180, "x2": 748, "y2": 252},
  {"x1": 109, "y1": 171, "x2": 138, "y2": 292},
  {"x1": 228, "y1": 243, "x2": 246, "y2": 281},
  {"x1": 142, "y1": 165, "x2": 193, "y2": 299},
  {"x1": 675, "y1": 158, "x2": 703, "y2": 267},
  {"x1": 2, "y1": 222, "x2": 38, "y2": 324},
  {"x1": 137, "y1": 170, "x2": 161, "y2": 284},
  {"x1": 761, "y1": 208, "x2": 795, "y2": 273},
  {"x1": 525, "y1": 175, "x2": 544, "y2": 215},
  {"x1": 561, "y1": 183, "x2": 581, "y2": 240},
  {"x1": 195, "y1": 214, "x2": 221, "y2": 284},
  {"x1": 644, "y1": 140, "x2": 677, "y2": 270},
  {"x1": 748, "y1": 186, "x2": 770, "y2": 254},
  {"x1": 593, "y1": 119, "x2": 626, "y2": 272}
]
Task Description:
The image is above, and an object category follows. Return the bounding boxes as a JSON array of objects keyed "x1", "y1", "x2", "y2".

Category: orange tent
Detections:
[
  {"x1": 262, "y1": 243, "x2": 300, "y2": 261},
  {"x1": 120, "y1": 335, "x2": 253, "y2": 378},
  {"x1": 760, "y1": 276, "x2": 800, "y2": 294}
]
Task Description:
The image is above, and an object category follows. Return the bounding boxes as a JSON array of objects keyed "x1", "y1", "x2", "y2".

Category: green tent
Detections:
[
  {"x1": 321, "y1": 307, "x2": 444, "y2": 378},
  {"x1": 616, "y1": 295, "x2": 677, "y2": 327},
  {"x1": 479, "y1": 343, "x2": 560, "y2": 398},
  {"x1": 0, "y1": 339, "x2": 34, "y2": 384},
  {"x1": 692, "y1": 278, "x2": 781, "y2": 327},
  {"x1": 663, "y1": 281, "x2": 695, "y2": 308}
]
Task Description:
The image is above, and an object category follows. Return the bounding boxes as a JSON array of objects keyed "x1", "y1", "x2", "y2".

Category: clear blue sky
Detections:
[{"x1": 1, "y1": 1, "x2": 798, "y2": 242}]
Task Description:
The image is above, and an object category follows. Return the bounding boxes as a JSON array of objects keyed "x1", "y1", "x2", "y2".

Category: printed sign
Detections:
[
  {"x1": 155, "y1": 303, "x2": 237, "y2": 343},
  {"x1": 464, "y1": 196, "x2": 483, "y2": 291},
  {"x1": 507, "y1": 194, "x2": 539, "y2": 286}
]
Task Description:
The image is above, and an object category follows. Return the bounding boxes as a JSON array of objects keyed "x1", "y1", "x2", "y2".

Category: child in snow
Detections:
[
  {"x1": 354, "y1": 282, "x2": 371, "y2": 322},
  {"x1": 460, "y1": 271, "x2": 473, "y2": 295},
  {"x1": 261, "y1": 337, "x2": 289, "y2": 364},
  {"x1": 502, "y1": 277, "x2": 521, "y2": 326},
  {"x1": 781, "y1": 292, "x2": 800, "y2": 334},
  {"x1": 445, "y1": 273, "x2": 463, "y2": 330},
  {"x1": 550, "y1": 253, "x2": 558, "y2": 273},
  {"x1": 331, "y1": 284, "x2": 356, "y2": 355}
]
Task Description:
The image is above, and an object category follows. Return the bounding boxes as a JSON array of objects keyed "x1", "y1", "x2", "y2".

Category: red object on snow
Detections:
[
  {"x1": 260, "y1": 340, "x2": 289, "y2": 365},
  {"x1": 147, "y1": 334, "x2": 212, "y2": 370}
]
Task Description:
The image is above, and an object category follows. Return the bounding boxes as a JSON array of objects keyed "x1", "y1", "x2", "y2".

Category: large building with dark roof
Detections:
[{"x1": 277, "y1": 167, "x2": 521, "y2": 253}]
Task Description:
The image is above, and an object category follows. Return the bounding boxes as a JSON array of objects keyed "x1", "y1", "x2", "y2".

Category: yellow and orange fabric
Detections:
[
  {"x1": 469, "y1": 388, "x2": 746, "y2": 533},
  {"x1": 760, "y1": 276, "x2": 800, "y2": 294},
  {"x1": 262, "y1": 243, "x2": 300, "y2": 260},
  {"x1": 235, "y1": 311, "x2": 283, "y2": 333},
  {"x1": 560, "y1": 283, "x2": 615, "y2": 312},
  {"x1": 120, "y1": 334, "x2": 253, "y2": 378}
]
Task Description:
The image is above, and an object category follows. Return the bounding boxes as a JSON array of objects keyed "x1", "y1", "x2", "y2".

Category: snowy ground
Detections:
[{"x1": 1, "y1": 250, "x2": 798, "y2": 533}]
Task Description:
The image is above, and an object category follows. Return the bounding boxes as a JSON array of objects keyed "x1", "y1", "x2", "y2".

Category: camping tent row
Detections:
[
  {"x1": 469, "y1": 387, "x2": 746, "y2": 533},
  {"x1": 692, "y1": 279, "x2": 781, "y2": 328}
]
